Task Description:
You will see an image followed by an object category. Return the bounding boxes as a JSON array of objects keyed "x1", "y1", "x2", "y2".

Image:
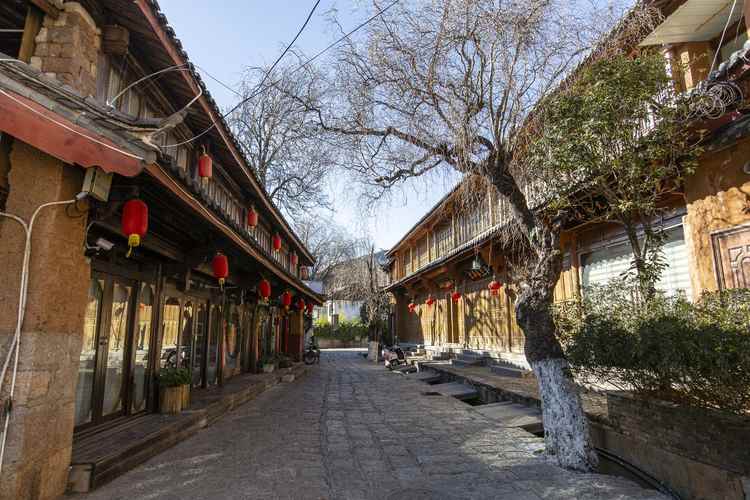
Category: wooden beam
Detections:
[
  {"x1": 29, "y1": 0, "x2": 59, "y2": 19},
  {"x1": 18, "y1": 5, "x2": 43, "y2": 63}
]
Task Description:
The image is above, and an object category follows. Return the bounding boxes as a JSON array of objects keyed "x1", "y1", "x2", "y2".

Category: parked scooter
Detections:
[
  {"x1": 303, "y1": 336, "x2": 320, "y2": 365},
  {"x1": 382, "y1": 344, "x2": 406, "y2": 369}
]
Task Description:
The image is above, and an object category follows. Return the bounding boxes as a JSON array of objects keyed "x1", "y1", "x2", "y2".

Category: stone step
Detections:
[
  {"x1": 489, "y1": 364, "x2": 531, "y2": 378},
  {"x1": 472, "y1": 402, "x2": 542, "y2": 429},
  {"x1": 413, "y1": 372, "x2": 442, "y2": 384},
  {"x1": 430, "y1": 382, "x2": 479, "y2": 401}
]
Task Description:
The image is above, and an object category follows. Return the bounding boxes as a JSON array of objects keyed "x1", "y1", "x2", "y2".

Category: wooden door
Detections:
[{"x1": 712, "y1": 224, "x2": 750, "y2": 289}]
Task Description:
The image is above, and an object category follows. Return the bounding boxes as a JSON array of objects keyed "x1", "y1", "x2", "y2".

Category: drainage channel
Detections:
[{"x1": 410, "y1": 367, "x2": 681, "y2": 500}]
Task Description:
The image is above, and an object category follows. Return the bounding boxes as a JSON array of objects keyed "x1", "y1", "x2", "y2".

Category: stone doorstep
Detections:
[{"x1": 67, "y1": 366, "x2": 310, "y2": 493}]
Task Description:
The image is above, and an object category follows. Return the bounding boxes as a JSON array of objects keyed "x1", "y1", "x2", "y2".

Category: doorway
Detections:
[{"x1": 74, "y1": 274, "x2": 155, "y2": 429}]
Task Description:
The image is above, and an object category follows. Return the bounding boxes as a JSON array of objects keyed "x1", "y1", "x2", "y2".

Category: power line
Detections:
[
  {"x1": 164, "y1": 0, "x2": 322, "y2": 148},
  {"x1": 164, "y1": 0, "x2": 400, "y2": 149}
]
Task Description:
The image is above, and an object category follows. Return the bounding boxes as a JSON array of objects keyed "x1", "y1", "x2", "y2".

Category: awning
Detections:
[{"x1": 0, "y1": 88, "x2": 145, "y2": 177}]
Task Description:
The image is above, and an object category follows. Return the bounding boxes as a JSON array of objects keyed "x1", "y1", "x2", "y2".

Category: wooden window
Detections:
[
  {"x1": 712, "y1": 223, "x2": 750, "y2": 290},
  {"x1": 417, "y1": 238, "x2": 429, "y2": 268}
]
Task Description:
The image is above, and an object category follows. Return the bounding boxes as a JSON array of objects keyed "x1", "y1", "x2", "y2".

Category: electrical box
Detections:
[{"x1": 82, "y1": 167, "x2": 113, "y2": 202}]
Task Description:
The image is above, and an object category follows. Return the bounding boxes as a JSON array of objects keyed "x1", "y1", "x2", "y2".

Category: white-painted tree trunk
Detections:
[
  {"x1": 367, "y1": 341, "x2": 379, "y2": 362},
  {"x1": 531, "y1": 358, "x2": 598, "y2": 471}
]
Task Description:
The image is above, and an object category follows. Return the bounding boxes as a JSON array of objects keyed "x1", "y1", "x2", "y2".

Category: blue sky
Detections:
[{"x1": 158, "y1": 0, "x2": 455, "y2": 250}]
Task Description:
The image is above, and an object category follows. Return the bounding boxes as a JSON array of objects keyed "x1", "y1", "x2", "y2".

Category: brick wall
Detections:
[
  {"x1": 30, "y1": 2, "x2": 101, "y2": 97},
  {"x1": 606, "y1": 391, "x2": 750, "y2": 476}
]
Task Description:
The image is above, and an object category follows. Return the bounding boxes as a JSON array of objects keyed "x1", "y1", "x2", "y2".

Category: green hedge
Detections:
[
  {"x1": 556, "y1": 281, "x2": 750, "y2": 414},
  {"x1": 314, "y1": 319, "x2": 368, "y2": 342}
]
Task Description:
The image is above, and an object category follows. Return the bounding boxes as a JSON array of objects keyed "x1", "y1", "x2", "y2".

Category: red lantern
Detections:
[
  {"x1": 258, "y1": 279, "x2": 271, "y2": 301},
  {"x1": 408, "y1": 302, "x2": 416, "y2": 313},
  {"x1": 121, "y1": 199, "x2": 148, "y2": 258},
  {"x1": 281, "y1": 290, "x2": 292, "y2": 309},
  {"x1": 296, "y1": 298, "x2": 305, "y2": 311},
  {"x1": 290, "y1": 252, "x2": 298, "y2": 266},
  {"x1": 272, "y1": 233, "x2": 282, "y2": 252},
  {"x1": 488, "y1": 280, "x2": 502, "y2": 296},
  {"x1": 212, "y1": 252, "x2": 229, "y2": 288},
  {"x1": 306, "y1": 302, "x2": 315, "y2": 315},
  {"x1": 247, "y1": 206, "x2": 258, "y2": 229},
  {"x1": 451, "y1": 291, "x2": 462, "y2": 303},
  {"x1": 198, "y1": 150, "x2": 212, "y2": 179},
  {"x1": 426, "y1": 295, "x2": 435, "y2": 307}
]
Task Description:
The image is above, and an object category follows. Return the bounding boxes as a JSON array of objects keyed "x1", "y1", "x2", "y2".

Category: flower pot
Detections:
[
  {"x1": 160, "y1": 385, "x2": 182, "y2": 414},
  {"x1": 181, "y1": 384, "x2": 191, "y2": 409},
  {"x1": 262, "y1": 363, "x2": 275, "y2": 373}
]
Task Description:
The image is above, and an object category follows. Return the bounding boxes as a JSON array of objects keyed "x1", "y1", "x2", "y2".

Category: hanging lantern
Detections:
[
  {"x1": 281, "y1": 290, "x2": 292, "y2": 309},
  {"x1": 407, "y1": 302, "x2": 416, "y2": 313},
  {"x1": 198, "y1": 147, "x2": 212, "y2": 180},
  {"x1": 121, "y1": 199, "x2": 148, "y2": 258},
  {"x1": 426, "y1": 295, "x2": 435, "y2": 307},
  {"x1": 247, "y1": 206, "x2": 258, "y2": 229},
  {"x1": 258, "y1": 279, "x2": 271, "y2": 301},
  {"x1": 451, "y1": 291, "x2": 462, "y2": 303},
  {"x1": 306, "y1": 302, "x2": 315, "y2": 315},
  {"x1": 296, "y1": 298, "x2": 305, "y2": 311},
  {"x1": 212, "y1": 252, "x2": 229, "y2": 289},
  {"x1": 488, "y1": 279, "x2": 502, "y2": 296},
  {"x1": 272, "y1": 233, "x2": 282, "y2": 252},
  {"x1": 290, "y1": 251, "x2": 298, "y2": 266}
]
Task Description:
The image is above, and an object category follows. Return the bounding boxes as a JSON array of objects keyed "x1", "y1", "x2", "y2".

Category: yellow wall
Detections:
[{"x1": 685, "y1": 138, "x2": 750, "y2": 293}]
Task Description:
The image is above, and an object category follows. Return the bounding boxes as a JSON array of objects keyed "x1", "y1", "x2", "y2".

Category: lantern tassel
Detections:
[{"x1": 126, "y1": 234, "x2": 140, "y2": 258}]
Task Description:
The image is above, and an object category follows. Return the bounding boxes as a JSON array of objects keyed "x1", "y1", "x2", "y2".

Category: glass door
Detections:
[
  {"x1": 206, "y1": 304, "x2": 221, "y2": 385},
  {"x1": 100, "y1": 280, "x2": 134, "y2": 418},
  {"x1": 191, "y1": 302, "x2": 208, "y2": 387},
  {"x1": 75, "y1": 274, "x2": 154, "y2": 429}
]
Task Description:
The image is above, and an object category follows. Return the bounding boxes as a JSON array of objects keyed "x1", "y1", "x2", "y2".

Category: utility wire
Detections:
[
  {"x1": 164, "y1": 0, "x2": 400, "y2": 149},
  {"x1": 163, "y1": 0, "x2": 323, "y2": 148}
]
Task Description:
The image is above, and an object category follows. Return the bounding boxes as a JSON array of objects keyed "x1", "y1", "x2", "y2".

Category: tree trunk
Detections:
[{"x1": 515, "y1": 248, "x2": 598, "y2": 472}]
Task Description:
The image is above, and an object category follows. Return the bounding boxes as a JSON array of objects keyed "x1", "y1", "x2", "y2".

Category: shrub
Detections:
[
  {"x1": 159, "y1": 367, "x2": 190, "y2": 387},
  {"x1": 557, "y1": 280, "x2": 750, "y2": 414},
  {"x1": 313, "y1": 319, "x2": 368, "y2": 341}
]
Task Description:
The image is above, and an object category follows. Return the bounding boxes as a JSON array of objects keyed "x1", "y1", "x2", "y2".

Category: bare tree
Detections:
[
  {"x1": 231, "y1": 59, "x2": 333, "y2": 222},
  {"x1": 295, "y1": 215, "x2": 359, "y2": 282},
  {"x1": 327, "y1": 240, "x2": 390, "y2": 343},
  {"x1": 294, "y1": 0, "x2": 637, "y2": 471}
]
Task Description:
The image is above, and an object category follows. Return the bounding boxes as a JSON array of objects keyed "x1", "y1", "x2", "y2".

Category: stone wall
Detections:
[
  {"x1": 606, "y1": 392, "x2": 750, "y2": 477},
  {"x1": 0, "y1": 140, "x2": 90, "y2": 500},
  {"x1": 30, "y1": 2, "x2": 101, "y2": 98}
]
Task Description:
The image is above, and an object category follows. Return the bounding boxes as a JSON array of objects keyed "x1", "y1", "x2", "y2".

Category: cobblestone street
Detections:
[{"x1": 86, "y1": 351, "x2": 665, "y2": 500}]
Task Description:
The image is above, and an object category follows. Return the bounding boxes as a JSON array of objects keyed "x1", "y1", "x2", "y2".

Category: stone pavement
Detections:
[{"x1": 84, "y1": 350, "x2": 666, "y2": 500}]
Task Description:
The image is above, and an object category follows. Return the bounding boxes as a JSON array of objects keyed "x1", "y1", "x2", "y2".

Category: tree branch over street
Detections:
[{"x1": 295, "y1": 0, "x2": 645, "y2": 471}]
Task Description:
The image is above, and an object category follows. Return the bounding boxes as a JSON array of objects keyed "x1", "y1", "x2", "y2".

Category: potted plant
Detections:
[
  {"x1": 159, "y1": 367, "x2": 190, "y2": 414},
  {"x1": 260, "y1": 355, "x2": 275, "y2": 373},
  {"x1": 276, "y1": 354, "x2": 293, "y2": 369}
]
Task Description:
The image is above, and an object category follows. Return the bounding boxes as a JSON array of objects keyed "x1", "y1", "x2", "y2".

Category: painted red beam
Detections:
[{"x1": 0, "y1": 89, "x2": 143, "y2": 177}]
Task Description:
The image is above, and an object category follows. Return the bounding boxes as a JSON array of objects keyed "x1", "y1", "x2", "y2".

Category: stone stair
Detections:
[
  {"x1": 450, "y1": 350, "x2": 489, "y2": 368},
  {"x1": 429, "y1": 381, "x2": 479, "y2": 401},
  {"x1": 487, "y1": 359, "x2": 533, "y2": 378}
]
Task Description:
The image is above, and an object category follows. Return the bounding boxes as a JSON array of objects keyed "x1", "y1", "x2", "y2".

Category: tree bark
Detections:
[{"x1": 515, "y1": 245, "x2": 598, "y2": 472}]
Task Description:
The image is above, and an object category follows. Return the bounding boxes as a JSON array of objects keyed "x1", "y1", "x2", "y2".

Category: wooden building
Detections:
[
  {"x1": 0, "y1": 1, "x2": 321, "y2": 498},
  {"x1": 384, "y1": 0, "x2": 750, "y2": 368}
]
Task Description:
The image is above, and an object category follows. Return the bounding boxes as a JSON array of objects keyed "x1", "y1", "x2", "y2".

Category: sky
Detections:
[{"x1": 158, "y1": 0, "x2": 456, "y2": 251}]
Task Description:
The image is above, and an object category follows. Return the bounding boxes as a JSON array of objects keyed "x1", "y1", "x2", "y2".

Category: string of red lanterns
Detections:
[
  {"x1": 280, "y1": 290, "x2": 292, "y2": 309},
  {"x1": 121, "y1": 199, "x2": 148, "y2": 258},
  {"x1": 488, "y1": 279, "x2": 502, "y2": 295},
  {"x1": 247, "y1": 206, "x2": 258, "y2": 229},
  {"x1": 212, "y1": 252, "x2": 229, "y2": 289},
  {"x1": 198, "y1": 146, "x2": 212, "y2": 180},
  {"x1": 272, "y1": 233, "x2": 282, "y2": 252}
]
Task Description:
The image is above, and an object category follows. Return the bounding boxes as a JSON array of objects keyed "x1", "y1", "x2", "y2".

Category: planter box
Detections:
[
  {"x1": 159, "y1": 385, "x2": 183, "y2": 415},
  {"x1": 262, "y1": 363, "x2": 275, "y2": 373},
  {"x1": 606, "y1": 391, "x2": 750, "y2": 476},
  {"x1": 181, "y1": 384, "x2": 190, "y2": 409}
]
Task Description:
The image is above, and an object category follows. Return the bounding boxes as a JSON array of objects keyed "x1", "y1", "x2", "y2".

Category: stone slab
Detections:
[
  {"x1": 472, "y1": 402, "x2": 542, "y2": 428},
  {"x1": 430, "y1": 382, "x2": 478, "y2": 400}
]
